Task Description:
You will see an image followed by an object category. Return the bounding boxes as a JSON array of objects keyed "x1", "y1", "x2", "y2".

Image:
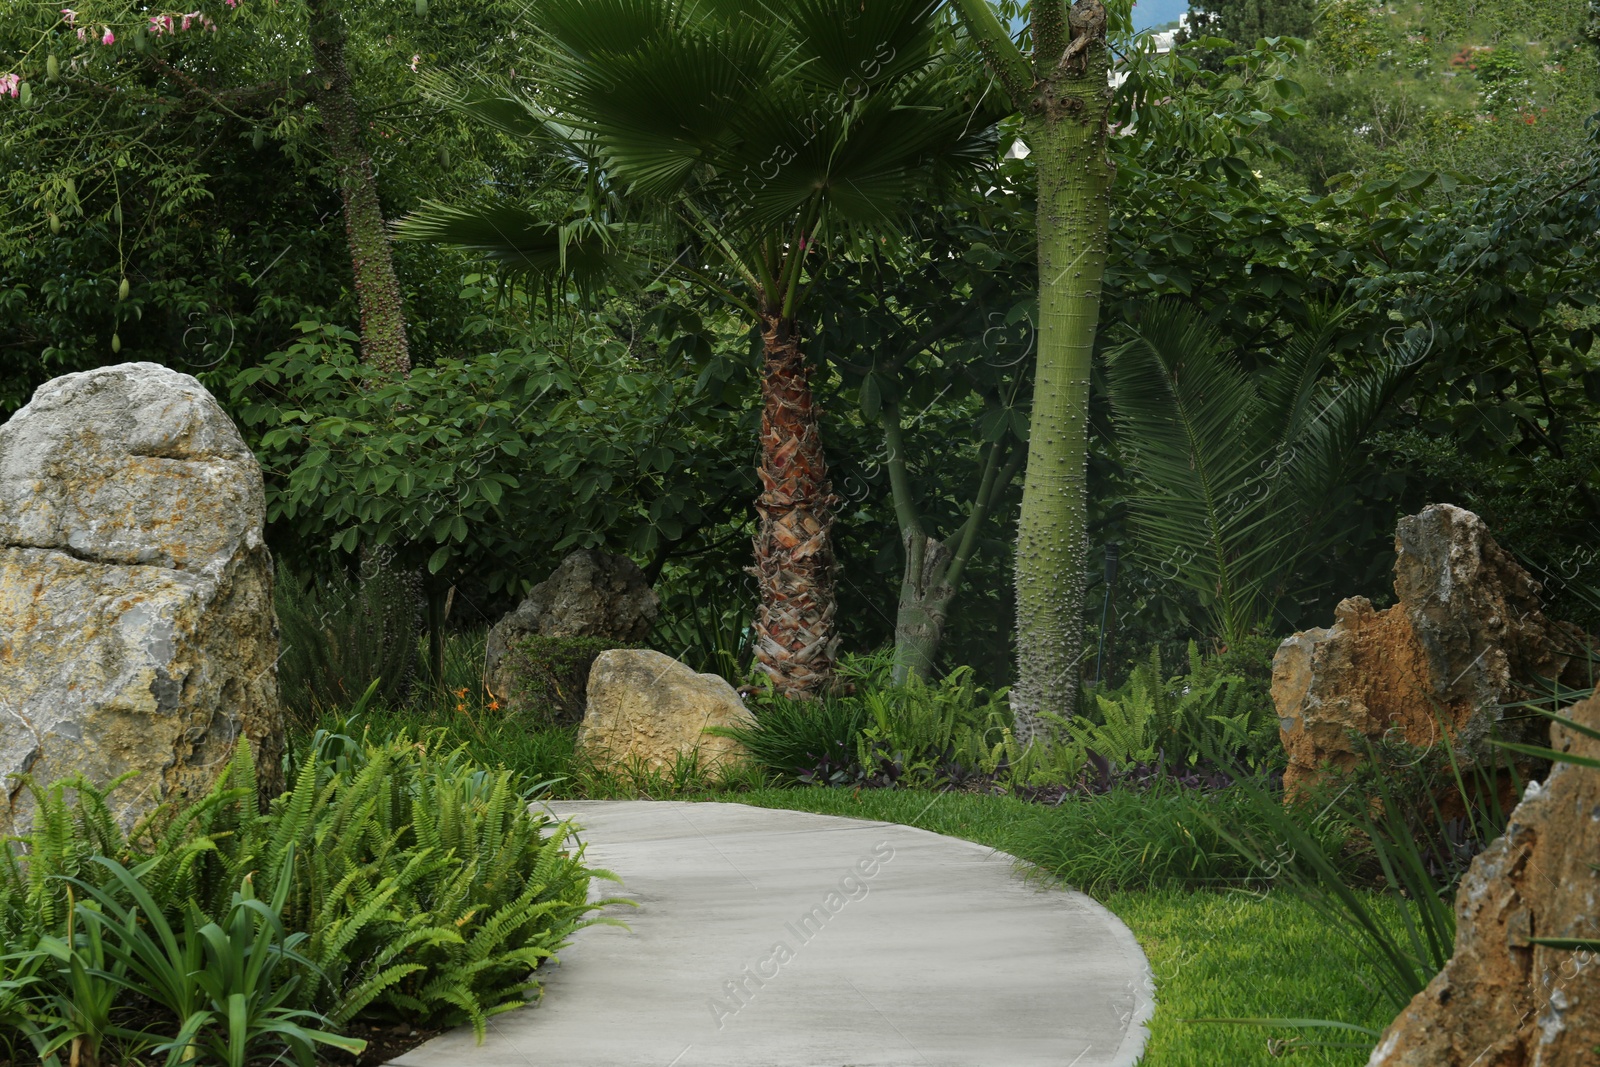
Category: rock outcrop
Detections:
[
  {"x1": 0, "y1": 363, "x2": 284, "y2": 833},
  {"x1": 1367, "y1": 691, "x2": 1600, "y2": 1066},
  {"x1": 483, "y1": 549, "x2": 658, "y2": 708},
  {"x1": 1274, "y1": 504, "x2": 1589, "y2": 796},
  {"x1": 576, "y1": 649, "x2": 752, "y2": 772}
]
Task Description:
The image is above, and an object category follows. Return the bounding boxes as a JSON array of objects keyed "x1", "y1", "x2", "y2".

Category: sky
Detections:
[{"x1": 1131, "y1": 0, "x2": 1189, "y2": 31}]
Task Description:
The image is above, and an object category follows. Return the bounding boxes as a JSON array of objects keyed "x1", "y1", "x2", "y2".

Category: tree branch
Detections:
[
  {"x1": 948, "y1": 0, "x2": 1034, "y2": 108},
  {"x1": 880, "y1": 402, "x2": 926, "y2": 540}
]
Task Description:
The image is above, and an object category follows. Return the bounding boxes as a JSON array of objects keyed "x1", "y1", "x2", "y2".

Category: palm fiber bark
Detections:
[{"x1": 750, "y1": 311, "x2": 838, "y2": 698}]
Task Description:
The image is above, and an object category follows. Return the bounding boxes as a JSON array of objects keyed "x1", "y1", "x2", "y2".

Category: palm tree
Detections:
[
  {"x1": 1105, "y1": 302, "x2": 1416, "y2": 646},
  {"x1": 398, "y1": 0, "x2": 996, "y2": 697}
]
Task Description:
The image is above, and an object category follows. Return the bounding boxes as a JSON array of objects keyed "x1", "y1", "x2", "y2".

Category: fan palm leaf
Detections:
[{"x1": 399, "y1": 0, "x2": 1000, "y2": 697}]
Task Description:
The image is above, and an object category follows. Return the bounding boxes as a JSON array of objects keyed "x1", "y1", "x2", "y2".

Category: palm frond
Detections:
[
  {"x1": 1108, "y1": 301, "x2": 1409, "y2": 643},
  {"x1": 395, "y1": 203, "x2": 635, "y2": 287},
  {"x1": 404, "y1": 0, "x2": 1000, "y2": 312}
]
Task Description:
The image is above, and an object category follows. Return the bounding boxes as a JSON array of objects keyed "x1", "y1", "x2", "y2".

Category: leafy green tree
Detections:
[
  {"x1": 233, "y1": 300, "x2": 760, "y2": 606},
  {"x1": 400, "y1": 0, "x2": 997, "y2": 697},
  {"x1": 812, "y1": 185, "x2": 1035, "y2": 682},
  {"x1": 0, "y1": 0, "x2": 545, "y2": 415}
]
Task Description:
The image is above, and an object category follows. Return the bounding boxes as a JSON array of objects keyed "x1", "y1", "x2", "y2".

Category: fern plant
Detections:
[
  {"x1": 853, "y1": 667, "x2": 1011, "y2": 785},
  {"x1": 1075, "y1": 644, "x2": 1268, "y2": 773}
]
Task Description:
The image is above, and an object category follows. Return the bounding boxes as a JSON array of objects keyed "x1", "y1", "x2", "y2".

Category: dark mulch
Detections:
[{"x1": 322, "y1": 1022, "x2": 442, "y2": 1066}]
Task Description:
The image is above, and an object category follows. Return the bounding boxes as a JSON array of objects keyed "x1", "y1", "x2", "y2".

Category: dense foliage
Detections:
[{"x1": 0, "y1": 735, "x2": 611, "y2": 1064}]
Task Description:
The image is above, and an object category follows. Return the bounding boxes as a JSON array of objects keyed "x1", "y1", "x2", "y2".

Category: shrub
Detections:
[
  {"x1": 719, "y1": 689, "x2": 869, "y2": 784},
  {"x1": 501, "y1": 634, "x2": 636, "y2": 726},
  {"x1": 0, "y1": 733, "x2": 618, "y2": 1062},
  {"x1": 853, "y1": 666, "x2": 1014, "y2": 786},
  {"x1": 1077, "y1": 642, "x2": 1279, "y2": 776},
  {"x1": 274, "y1": 562, "x2": 420, "y2": 725}
]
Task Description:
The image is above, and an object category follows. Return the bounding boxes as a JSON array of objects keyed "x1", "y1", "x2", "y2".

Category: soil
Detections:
[{"x1": 322, "y1": 1022, "x2": 441, "y2": 1066}]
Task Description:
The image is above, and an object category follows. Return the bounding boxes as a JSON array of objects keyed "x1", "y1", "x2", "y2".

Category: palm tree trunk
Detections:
[
  {"x1": 750, "y1": 310, "x2": 838, "y2": 698},
  {"x1": 1008, "y1": 12, "x2": 1113, "y2": 744},
  {"x1": 307, "y1": 0, "x2": 410, "y2": 375}
]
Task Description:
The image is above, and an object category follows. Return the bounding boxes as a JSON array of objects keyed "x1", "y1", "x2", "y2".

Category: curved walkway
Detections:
[{"x1": 392, "y1": 800, "x2": 1154, "y2": 1067}]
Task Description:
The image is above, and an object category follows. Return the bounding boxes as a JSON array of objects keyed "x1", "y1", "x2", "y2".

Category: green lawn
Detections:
[{"x1": 720, "y1": 787, "x2": 1398, "y2": 1067}]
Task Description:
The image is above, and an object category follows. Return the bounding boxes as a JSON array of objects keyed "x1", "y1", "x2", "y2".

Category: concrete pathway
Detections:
[{"x1": 391, "y1": 800, "x2": 1153, "y2": 1067}]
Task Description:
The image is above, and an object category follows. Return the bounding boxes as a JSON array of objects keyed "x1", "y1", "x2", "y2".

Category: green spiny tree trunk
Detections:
[{"x1": 951, "y1": 0, "x2": 1113, "y2": 743}]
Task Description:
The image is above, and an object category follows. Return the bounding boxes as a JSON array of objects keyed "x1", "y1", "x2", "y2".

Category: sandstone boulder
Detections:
[
  {"x1": 576, "y1": 649, "x2": 752, "y2": 772},
  {"x1": 1367, "y1": 691, "x2": 1600, "y2": 1066},
  {"x1": 1274, "y1": 504, "x2": 1589, "y2": 796},
  {"x1": 0, "y1": 363, "x2": 284, "y2": 833},
  {"x1": 483, "y1": 549, "x2": 658, "y2": 709}
]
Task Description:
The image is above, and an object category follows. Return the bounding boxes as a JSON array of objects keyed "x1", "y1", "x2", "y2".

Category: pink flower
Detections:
[
  {"x1": 225, "y1": 0, "x2": 238, "y2": 6},
  {"x1": 410, "y1": 53, "x2": 420, "y2": 72},
  {"x1": 76, "y1": 27, "x2": 86, "y2": 40},
  {"x1": 181, "y1": 12, "x2": 194, "y2": 30},
  {"x1": 100, "y1": 26, "x2": 114, "y2": 45},
  {"x1": 60, "y1": 8, "x2": 76, "y2": 25},
  {"x1": 0, "y1": 74, "x2": 19, "y2": 99}
]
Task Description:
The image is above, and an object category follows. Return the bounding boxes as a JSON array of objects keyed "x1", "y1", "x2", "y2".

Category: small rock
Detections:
[
  {"x1": 483, "y1": 550, "x2": 658, "y2": 707},
  {"x1": 576, "y1": 649, "x2": 753, "y2": 772}
]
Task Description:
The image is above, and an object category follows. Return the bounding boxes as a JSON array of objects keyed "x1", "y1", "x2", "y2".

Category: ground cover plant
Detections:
[{"x1": 0, "y1": 730, "x2": 613, "y2": 1066}]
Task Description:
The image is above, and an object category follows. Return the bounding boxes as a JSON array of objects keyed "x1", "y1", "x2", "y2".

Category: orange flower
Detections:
[{"x1": 487, "y1": 699, "x2": 501, "y2": 711}]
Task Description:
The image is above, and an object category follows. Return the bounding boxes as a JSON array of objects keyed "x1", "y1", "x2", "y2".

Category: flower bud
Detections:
[
  {"x1": 48, "y1": 212, "x2": 60, "y2": 235},
  {"x1": 46, "y1": 55, "x2": 59, "y2": 81},
  {"x1": 118, "y1": 278, "x2": 129, "y2": 301},
  {"x1": 111, "y1": 332, "x2": 121, "y2": 353}
]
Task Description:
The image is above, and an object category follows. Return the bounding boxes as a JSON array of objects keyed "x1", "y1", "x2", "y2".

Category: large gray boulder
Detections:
[
  {"x1": 483, "y1": 549, "x2": 659, "y2": 707},
  {"x1": 0, "y1": 363, "x2": 284, "y2": 834}
]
